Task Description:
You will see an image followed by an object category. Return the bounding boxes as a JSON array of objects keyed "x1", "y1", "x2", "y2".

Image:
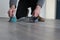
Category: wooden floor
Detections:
[{"x1": 0, "y1": 18, "x2": 60, "y2": 40}]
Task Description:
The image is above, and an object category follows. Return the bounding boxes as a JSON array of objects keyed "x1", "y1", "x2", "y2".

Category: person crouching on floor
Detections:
[{"x1": 8, "y1": 0, "x2": 45, "y2": 22}]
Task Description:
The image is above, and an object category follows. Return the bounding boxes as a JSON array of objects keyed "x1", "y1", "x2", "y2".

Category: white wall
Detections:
[
  {"x1": 46, "y1": 0, "x2": 56, "y2": 19},
  {"x1": 0, "y1": 0, "x2": 9, "y2": 17},
  {"x1": 40, "y1": 2, "x2": 46, "y2": 18}
]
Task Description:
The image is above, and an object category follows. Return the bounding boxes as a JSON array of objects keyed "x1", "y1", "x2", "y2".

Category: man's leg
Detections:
[{"x1": 16, "y1": 1, "x2": 28, "y2": 19}]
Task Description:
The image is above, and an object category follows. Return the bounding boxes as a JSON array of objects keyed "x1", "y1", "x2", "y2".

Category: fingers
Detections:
[
  {"x1": 8, "y1": 5, "x2": 16, "y2": 17},
  {"x1": 10, "y1": 9, "x2": 13, "y2": 17},
  {"x1": 32, "y1": 6, "x2": 41, "y2": 17},
  {"x1": 8, "y1": 9, "x2": 12, "y2": 17},
  {"x1": 32, "y1": 10, "x2": 39, "y2": 17},
  {"x1": 8, "y1": 9, "x2": 15, "y2": 17}
]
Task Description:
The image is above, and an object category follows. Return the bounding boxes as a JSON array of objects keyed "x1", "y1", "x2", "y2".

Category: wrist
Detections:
[
  {"x1": 10, "y1": 5, "x2": 16, "y2": 9},
  {"x1": 36, "y1": 5, "x2": 41, "y2": 9}
]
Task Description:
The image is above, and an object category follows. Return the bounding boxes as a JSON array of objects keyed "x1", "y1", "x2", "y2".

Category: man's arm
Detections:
[
  {"x1": 8, "y1": 0, "x2": 17, "y2": 17},
  {"x1": 37, "y1": 0, "x2": 45, "y2": 8},
  {"x1": 33, "y1": 0, "x2": 45, "y2": 17},
  {"x1": 9, "y1": 0, "x2": 17, "y2": 8}
]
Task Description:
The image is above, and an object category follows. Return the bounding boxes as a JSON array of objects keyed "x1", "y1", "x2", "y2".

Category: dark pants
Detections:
[{"x1": 16, "y1": 0, "x2": 38, "y2": 19}]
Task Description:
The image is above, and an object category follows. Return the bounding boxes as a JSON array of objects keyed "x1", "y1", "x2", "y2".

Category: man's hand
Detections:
[
  {"x1": 8, "y1": 5, "x2": 16, "y2": 17},
  {"x1": 32, "y1": 5, "x2": 41, "y2": 17}
]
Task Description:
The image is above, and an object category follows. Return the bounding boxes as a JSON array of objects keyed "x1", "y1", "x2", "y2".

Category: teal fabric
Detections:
[
  {"x1": 9, "y1": 16, "x2": 38, "y2": 23},
  {"x1": 9, "y1": 16, "x2": 17, "y2": 22}
]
